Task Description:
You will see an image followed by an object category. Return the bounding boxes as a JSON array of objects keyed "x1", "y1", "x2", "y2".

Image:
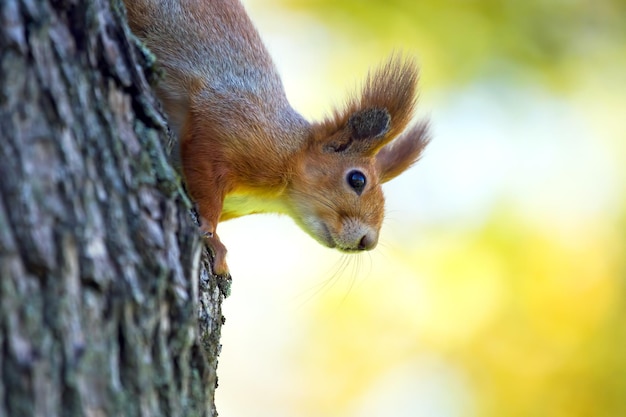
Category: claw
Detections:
[{"x1": 203, "y1": 231, "x2": 229, "y2": 276}]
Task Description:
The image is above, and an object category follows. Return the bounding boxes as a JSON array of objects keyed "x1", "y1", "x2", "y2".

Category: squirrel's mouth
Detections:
[
  {"x1": 296, "y1": 212, "x2": 375, "y2": 252},
  {"x1": 319, "y1": 223, "x2": 336, "y2": 249}
]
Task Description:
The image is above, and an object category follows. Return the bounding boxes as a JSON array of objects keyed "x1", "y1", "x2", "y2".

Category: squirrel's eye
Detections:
[{"x1": 347, "y1": 170, "x2": 366, "y2": 194}]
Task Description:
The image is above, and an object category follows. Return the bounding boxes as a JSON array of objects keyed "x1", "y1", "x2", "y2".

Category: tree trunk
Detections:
[{"x1": 0, "y1": 1, "x2": 228, "y2": 416}]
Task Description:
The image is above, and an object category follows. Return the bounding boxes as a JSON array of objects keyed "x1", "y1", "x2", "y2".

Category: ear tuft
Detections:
[
  {"x1": 376, "y1": 120, "x2": 430, "y2": 183},
  {"x1": 349, "y1": 108, "x2": 391, "y2": 140},
  {"x1": 311, "y1": 54, "x2": 423, "y2": 156}
]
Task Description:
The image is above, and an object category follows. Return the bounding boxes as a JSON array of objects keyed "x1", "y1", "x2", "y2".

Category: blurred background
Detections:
[{"x1": 217, "y1": 0, "x2": 626, "y2": 416}]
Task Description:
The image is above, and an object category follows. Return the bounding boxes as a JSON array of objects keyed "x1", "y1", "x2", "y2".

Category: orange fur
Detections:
[{"x1": 123, "y1": 0, "x2": 429, "y2": 275}]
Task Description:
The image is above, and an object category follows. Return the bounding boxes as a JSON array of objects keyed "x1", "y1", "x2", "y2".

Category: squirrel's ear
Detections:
[
  {"x1": 315, "y1": 55, "x2": 420, "y2": 156},
  {"x1": 376, "y1": 121, "x2": 430, "y2": 183},
  {"x1": 324, "y1": 108, "x2": 391, "y2": 154},
  {"x1": 349, "y1": 108, "x2": 391, "y2": 141}
]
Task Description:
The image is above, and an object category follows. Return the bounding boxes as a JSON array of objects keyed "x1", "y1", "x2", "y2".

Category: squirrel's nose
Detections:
[{"x1": 357, "y1": 232, "x2": 377, "y2": 251}]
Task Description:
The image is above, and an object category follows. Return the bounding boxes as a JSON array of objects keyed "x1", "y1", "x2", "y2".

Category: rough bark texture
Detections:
[{"x1": 0, "y1": 1, "x2": 229, "y2": 416}]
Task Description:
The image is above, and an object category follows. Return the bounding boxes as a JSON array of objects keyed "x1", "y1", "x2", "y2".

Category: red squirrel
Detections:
[{"x1": 124, "y1": 0, "x2": 429, "y2": 275}]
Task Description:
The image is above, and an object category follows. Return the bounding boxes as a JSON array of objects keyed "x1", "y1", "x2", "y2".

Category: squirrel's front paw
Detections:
[{"x1": 203, "y1": 232, "x2": 229, "y2": 276}]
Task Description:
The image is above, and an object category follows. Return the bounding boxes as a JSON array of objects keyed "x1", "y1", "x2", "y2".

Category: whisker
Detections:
[
  {"x1": 363, "y1": 251, "x2": 373, "y2": 279},
  {"x1": 375, "y1": 239, "x2": 394, "y2": 265},
  {"x1": 383, "y1": 209, "x2": 401, "y2": 223},
  {"x1": 338, "y1": 253, "x2": 362, "y2": 306},
  {"x1": 291, "y1": 189, "x2": 339, "y2": 213},
  {"x1": 293, "y1": 253, "x2": 349, "y2": 308}
]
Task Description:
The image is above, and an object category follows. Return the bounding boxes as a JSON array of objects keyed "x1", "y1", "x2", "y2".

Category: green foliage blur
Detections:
[{"x1": 277, "y1": 0, "x2": 625, "y2": 89}]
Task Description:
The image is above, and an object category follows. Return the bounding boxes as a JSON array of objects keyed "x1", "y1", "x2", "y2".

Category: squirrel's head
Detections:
[{"x1": 286, "y1": 56, "x2": 429, "y2": 253}]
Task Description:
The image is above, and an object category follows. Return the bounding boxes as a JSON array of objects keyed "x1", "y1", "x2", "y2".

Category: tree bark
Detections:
[{"x1": 0, "y1": 1, "x2": 228, "y2": 416}]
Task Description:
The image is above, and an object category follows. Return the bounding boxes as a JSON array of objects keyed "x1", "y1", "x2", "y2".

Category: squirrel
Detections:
[{"x1": 123, "y1": 0, "x2": 430, "y2": 275}]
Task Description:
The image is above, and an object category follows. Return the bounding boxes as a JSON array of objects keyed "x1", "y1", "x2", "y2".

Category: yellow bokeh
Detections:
[
  {"x1": 288, "y1": 211, "x2": 623, "y2": 416},
  {"x1": 218, "y1": 1, "x2": 626, "y2": 416}
]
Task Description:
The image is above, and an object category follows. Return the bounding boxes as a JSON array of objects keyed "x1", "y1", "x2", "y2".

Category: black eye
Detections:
[{"x1": 347, "y1": 170, "x2": 366, "y2": 194}]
